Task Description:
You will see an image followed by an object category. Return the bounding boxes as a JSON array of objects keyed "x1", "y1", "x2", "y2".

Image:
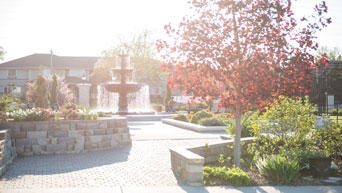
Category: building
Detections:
[
  {"x1": 0, "y1": 53, "x2": 167, "y2": 107},
  {"x1": 0, "y1": 54, "x2": 99, "y2": 107}
]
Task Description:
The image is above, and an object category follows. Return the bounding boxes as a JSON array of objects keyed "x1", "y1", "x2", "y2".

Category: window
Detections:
[
  {"x1": 8, "y1": 69, "x2": 16, "y2": 79},
  {"x1": 43, "y1": 69, "x2": 51, "y2": 76}
]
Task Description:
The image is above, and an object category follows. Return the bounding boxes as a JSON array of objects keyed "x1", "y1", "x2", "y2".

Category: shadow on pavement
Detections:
[{"x1": 1, "y1": 146, "x2": 131, "y2": 180}]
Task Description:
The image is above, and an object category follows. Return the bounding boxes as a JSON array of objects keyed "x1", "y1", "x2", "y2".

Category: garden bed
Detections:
[{"x1": 204, "y1": 161, "x2": 342, "y2": 186}]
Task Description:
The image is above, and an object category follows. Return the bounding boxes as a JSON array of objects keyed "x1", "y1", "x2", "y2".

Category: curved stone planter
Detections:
[
  {"x1": 170, "y1": 137, "x2": 256, "y2": 186},
  {"x1": 162, "y1": 118, "x2": 226, "y2": 132},
  {"x1": 0, "y1": 117, "x2": 131, "y2": 157}
]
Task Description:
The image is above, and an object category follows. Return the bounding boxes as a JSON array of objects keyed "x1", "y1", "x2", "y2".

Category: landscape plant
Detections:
[
  {"x1": 34, "y1": 73, "x2": 49, "y2": 108},
  {"x1": 157, "y1": 0, "x2": 330, "y2": 167},
  {"x1": 172, "y1": 114, "x2": 188, "y2": 122},
  {"x1": 249, "y1": 96, "x2": 317, "y2": 161},
  {"x1": 198, "y1": 117, "x2": 225, "y2": 126},
  {"x1": 190, "y1": 110, "x2": 213, "y2": 124},
  {"x1": 203, "y1": 166, "x2": 250, "y2": 186},
  {"x1": 256, "y1": 154, "x2": 301, "y2": 184},
  {"x1": 25, "y1": 75, "x2": 74, "y2": 106}
]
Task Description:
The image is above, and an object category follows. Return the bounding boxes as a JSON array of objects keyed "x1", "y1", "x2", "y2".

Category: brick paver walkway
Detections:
[{"x1": 0, "y1": 121, "x2": 226, "y2": 188}]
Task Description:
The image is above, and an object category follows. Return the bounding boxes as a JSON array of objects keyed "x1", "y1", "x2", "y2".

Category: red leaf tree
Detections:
[{"x1": 157, "y1": 0, "x2": 330, "y2": 167}]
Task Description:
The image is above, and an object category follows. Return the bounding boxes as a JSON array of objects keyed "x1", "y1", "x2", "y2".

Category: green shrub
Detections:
[
  {"x1": 203, "y1": 166, "x2": 250, "y2": 186},
  {"x1": 249, "y1": 96, "x2": 317, "y2": 162},
  {"x1": 190, "y1": 110, "x2": 213, "y2": 124},
  {"x1": 79, "y1": 111, "x2": 98, "y2": 120},
  {"x1": 172, "y1": 114, "x2": 188, "y2": 122},
  {"x1": 256, "y1": 154, "x2": 301, "y2": 184},
  {"x1": 328, "y1": 109, "x2": 342, "y2": 116},
  {"x1": 0, "y1": 95, "x2": 18, "y2": 112},
  {"x1": 61, "y1": 103, "x2": 88, "y2": 111},
  {"x1": 225, "y1": 117, "x2": 253, "y2": 137},
  {"x1": 198, "y1": 117, "x2": 225, "y2": 126},
  {"x1": 315, "y1": 122, "x2": 342, "y2": 157},
  {"x1": 97, "y1": 111, "x2": 112, "y2": 117}
]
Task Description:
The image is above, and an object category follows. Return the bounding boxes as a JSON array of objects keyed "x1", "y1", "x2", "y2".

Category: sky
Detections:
[{"x1": 0, "y1": 0, "x2": 341, "y2": 62}]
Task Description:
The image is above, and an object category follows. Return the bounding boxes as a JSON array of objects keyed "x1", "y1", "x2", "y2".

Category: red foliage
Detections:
[{"x1": 157, "y1": 0, "x2": 330, "y2": 114}]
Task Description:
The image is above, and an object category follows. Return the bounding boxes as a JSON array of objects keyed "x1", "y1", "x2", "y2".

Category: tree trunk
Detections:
[{"x1": 234, "y1": 112, "x2": 242, "y2": 168}]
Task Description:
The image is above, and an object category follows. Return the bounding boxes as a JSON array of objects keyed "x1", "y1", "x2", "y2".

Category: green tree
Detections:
[
  {"x1": 0, "y1": 46, "x2": 5, "y2": 61},
  {"x1": 50, "y1": 73, "x2": 58, "y2": 106},
  {"x1": 34, "y1": 68, "x2": 49, "y2": 108},
  {"x1": 91, "y1": 29, "x2": 165, "y2": 86},
  {"x1": 317, "y1": 46, "x2": 342, "y2": 61}
]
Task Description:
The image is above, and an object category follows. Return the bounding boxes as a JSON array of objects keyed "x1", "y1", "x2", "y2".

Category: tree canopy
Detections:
[
  {"x1": 0, "y1": 46, "x2": 5, "y2": 61},
  {"x1": 91, "y1": 29, "x2": 165, "y2": 86},
  {"x1": 157, "y1": 0, "x2": 330, "y2": 167}
]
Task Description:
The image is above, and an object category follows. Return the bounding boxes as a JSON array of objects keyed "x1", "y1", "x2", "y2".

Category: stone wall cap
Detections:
[{"x1": 170, "y1": 148, "x2": 204, "y2": 163}]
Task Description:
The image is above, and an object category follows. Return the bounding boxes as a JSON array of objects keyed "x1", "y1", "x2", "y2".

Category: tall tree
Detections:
[
  {"x1": 91, "y1": 29, "x2": 165, "y2": 86},
  {"x1": 157, "y1": 0, "x2": 330, "y2": 167},
  {"x1": 34, "y1": 68, "x2": 49, "y2": 108},
  {"x1": 50, "y1": 73, "x2": 58, "y2": 106}
]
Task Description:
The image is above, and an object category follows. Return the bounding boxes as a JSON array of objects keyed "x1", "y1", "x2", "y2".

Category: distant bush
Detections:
[
  {"x1": 61, "y1": 109, "x2": 80, "y2": 120},
  {"x1": 172, "y1": 114, "x2": 188, "y2": 122},
  {"x1": 198, "y1": 117, "x2": 225, "y2": 126},
  {"x1": 61, "y1": 103, "x2": 88, "y2": 111},
  {"x1": 203, "y1": 166, "x2": 250, "y2": 186},
  {"x1": 256, "y1": 154, "x2": 301, "y2": 184},
  {"x1": 190, "y1": 110, "x2": 213, "y2": 124},
  {"x1": 97, "y1": 111, "x2": 112, "y2": 117},
  {"x1": 328, "y1": 109, "x2": 342, "y2": 116},
  {"x1": 79, "y1": 110, "x2": 98, "y2": 120}
]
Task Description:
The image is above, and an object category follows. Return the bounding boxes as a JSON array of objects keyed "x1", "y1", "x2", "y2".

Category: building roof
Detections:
[{"x1": 0, "y1": 54, "x2": 100, "y2": 69}]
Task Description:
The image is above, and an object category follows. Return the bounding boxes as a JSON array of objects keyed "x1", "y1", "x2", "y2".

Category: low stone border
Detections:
[
  {"x1": 162, "y1": 119, "x2": 226, "y2": 132},
  {"x1": 170, "y1": 137, "x2": 256, "y2": 186}
]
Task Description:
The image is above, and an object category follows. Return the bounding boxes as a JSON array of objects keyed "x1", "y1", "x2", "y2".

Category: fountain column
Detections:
[{"x1": 118, "y1": 54, "x2": 129, "y2": 115}]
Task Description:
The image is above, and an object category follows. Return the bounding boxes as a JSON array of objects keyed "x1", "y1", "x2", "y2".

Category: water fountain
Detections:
[{"x1": 98, "y1": 53, "x2": 150, "y2": 115}]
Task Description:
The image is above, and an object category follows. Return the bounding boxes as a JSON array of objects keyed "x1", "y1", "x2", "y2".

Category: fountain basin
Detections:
[{"x1": 101, "y1": 82, "x2": 144, "y2": 93}]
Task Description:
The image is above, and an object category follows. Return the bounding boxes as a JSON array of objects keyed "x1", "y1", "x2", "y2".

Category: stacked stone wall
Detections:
[
  {"x1": 0, "y1": 117, "x2": 131, "y2": 156},
  {"x1": 0, "y1": 129, "x2": 16, "y2": 177}
]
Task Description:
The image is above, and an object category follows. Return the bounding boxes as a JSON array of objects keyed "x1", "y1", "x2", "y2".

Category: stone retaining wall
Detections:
[
  {"x1": 0, "y1": 129, "x2": 16, "y2": 177},
  {"x1": 170, "y1": 137, "x2": 256, "y2": 186},
  {"x1": 0, "y1": 117, "x2": 131, "y2": 156}
]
